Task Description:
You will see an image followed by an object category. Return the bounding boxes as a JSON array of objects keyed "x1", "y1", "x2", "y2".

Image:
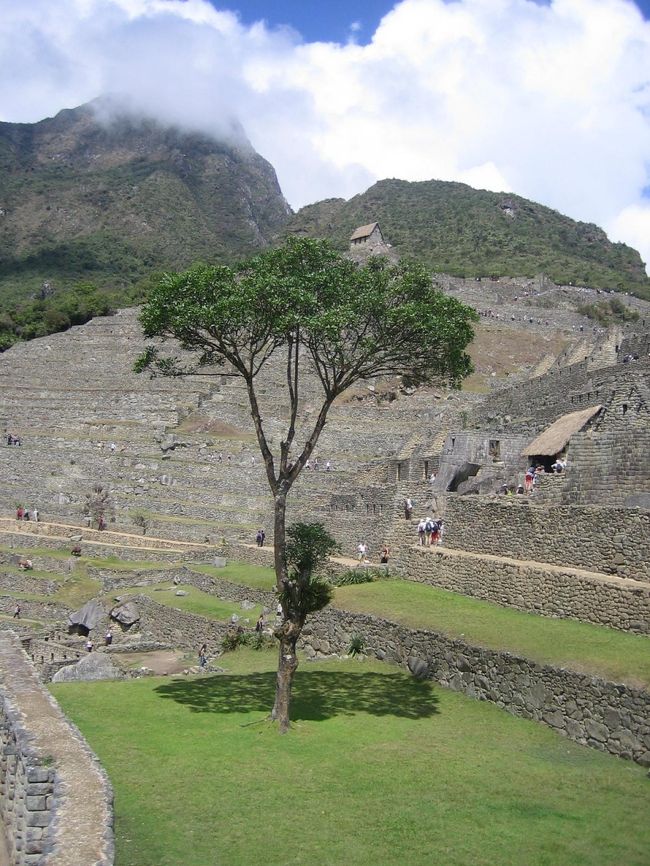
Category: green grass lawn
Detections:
[
  {"x1": 333, "y1": 581, "x2": 650, "y2": 688},
  {"x1": 112, "y1": 583, "x2": 263, "y2": 623},
  {"x1": 192, "y1": 561, "x2": 276, "y2": 591},
  {"x1": 51, "y1": 649, "x2": 650, "y2": 866}
]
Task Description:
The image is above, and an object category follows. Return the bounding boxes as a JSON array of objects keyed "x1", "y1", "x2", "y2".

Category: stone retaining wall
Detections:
[
  {"x1": 443, "y1": 498, "x2": 650, "y2": 581},
  {"x1": 396, "y1": 546, "x2": 650, "y2": 633},
  {"x1": 302, "y1": 608, "x2": 650, "y2": 765},
  {"x1": 0, "y1": 631, "x2": 114, "y2": 865},
  {"x1": 133, "y1": 595, "x2": 233, "y2": 656}
]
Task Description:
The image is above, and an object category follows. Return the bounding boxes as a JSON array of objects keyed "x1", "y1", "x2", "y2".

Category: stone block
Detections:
[
  {"x1": 26, "y1": 812, "x2": 49, "y2": 828},
  {"x1": 24, "y1": 784, "x2": 51, "y2": 796},
  {"x1": 585, "y1": 719, "x2": 609, "y2": 742},
  {"x1": 26, "y1": 768, "x2": 50, "y2": 783},
  {"x1": 25, "y1": 795, "x2": 46, "y2": 811}
]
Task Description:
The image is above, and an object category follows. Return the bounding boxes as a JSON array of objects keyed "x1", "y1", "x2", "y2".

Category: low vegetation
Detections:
[
  {"x1": 333, "y1": 581, "x2": 650, "y2": 687},
  {"x1": 51, "y1": 649, "x2": 650, "y2": 866}
]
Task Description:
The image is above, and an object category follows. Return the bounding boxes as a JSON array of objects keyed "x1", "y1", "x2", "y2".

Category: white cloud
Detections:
[
  {"x1": 608, "y1": 203, "x2": 650, "y2": 271},
  {"x1": 0, "y1": 0, "x2": 649, "y2": 273}
]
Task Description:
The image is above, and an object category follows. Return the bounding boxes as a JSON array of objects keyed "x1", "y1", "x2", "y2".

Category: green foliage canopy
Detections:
[{"x1": 137, "y1": 237, "x2": 477, "y2": 489}]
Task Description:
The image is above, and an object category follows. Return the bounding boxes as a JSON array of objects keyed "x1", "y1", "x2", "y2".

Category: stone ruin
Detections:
[{"x1": 0, "y1": 270, "x2": 648, "y2": 860}]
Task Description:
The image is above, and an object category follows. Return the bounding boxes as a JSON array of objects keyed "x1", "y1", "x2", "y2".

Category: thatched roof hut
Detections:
[{"x1": 522, "y1": 405, "x2": 602, "y2": 457}]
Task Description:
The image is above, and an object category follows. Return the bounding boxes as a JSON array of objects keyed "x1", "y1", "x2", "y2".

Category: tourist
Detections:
[
  {"x1": 404, "y1": 497, "x2": 413, "y2": 520},
  {"x1": 417, "y1": 518, "x2": 427, "y2": 545},
  {"x1": 109, "y1": 442, "x2": 116, "y2": 453},
  {"x1": 424, "y1": 516, "x2": 435, "y2": 545},
  {"x1": 429, "y1": 472, "x2": 436, "y2": 484},
  {"x1": 18, "y1": 559, "x2": 32, "y2": 571},
  {"x1": 255, "y1": 529, "x2": 263, "y2": 547},
  {"x1": 357, "y1": 541, "x2": 369, "y2": 562},
  {"x1": 16, "y1": 506, "x2": 23, "y2": 521},
  {"x1": 380, "y1": 545, "x2": 390, "y2": 564},
  {"x1": 305, "y1": 459, "x2": 311, "y2": 470},
  {"x1": 12, "y1": 604, "x2": 20, "y2": 619},
  {"x1": 105, "y1": 629, "x2": 113, "y2": 646},
  {"x1": 23, "y1": 510, "x2": 30, "y2": 521},
  {"x1": 86, "y1": 638, "x2": 94, "y2": 653},
  {"x1": 32, "y1": 508, "x2": 39, "y2": 523},
  {"x1": 436, "y1": 519, "x2": 445, "y2": 546},
  {"x1": 255, "y1": 614, "x2": 264, "y2": 633},
  {"x1": 98, "y1": 515, "x2": 106, "y2": 531},
  {"x1": 524, "y1": 467, "x2": 535, "y2": 493},
  {"x1": 313, "y1": 458, "x2": 319, "y2": 471},
  {"x1": 326, "y1": 460, "x2": 332, "y2": 471},
  {"x1": 198, "y1": 643, "x2": 207, "y2": 668}
]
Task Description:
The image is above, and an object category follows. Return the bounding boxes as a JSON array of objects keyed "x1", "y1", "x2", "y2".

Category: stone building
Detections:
[{"x1": 348, "y1": 222, "x2": 397, "y2": 262}]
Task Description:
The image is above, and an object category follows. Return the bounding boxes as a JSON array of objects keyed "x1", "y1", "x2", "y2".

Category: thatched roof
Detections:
[
  {"x1": 522, "y1": 405, "x2": 602, "y2": 457},
  {"x1": 350, "y1": 222, "x2": 380, "y2": 241}
]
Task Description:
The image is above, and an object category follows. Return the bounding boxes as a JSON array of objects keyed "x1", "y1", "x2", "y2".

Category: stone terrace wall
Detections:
[
  {"x1": 443, "y1": 497, "x2": 650, "y2": 581},
  {"x1": 134, "y1": 595, "x2": 233, "y2": 655},
  {"x1": 396, "y1": 546, "x2": 650, "y2": 633},
  {"x1": 0, "y1": 631, "x2": 113, "y2": 865},
  {"x1": 303, "y1": 608, "x2": 650, "y2": 764},
  {"x1": 475, "y1": 358, "x2": 650, "y2": 431}
]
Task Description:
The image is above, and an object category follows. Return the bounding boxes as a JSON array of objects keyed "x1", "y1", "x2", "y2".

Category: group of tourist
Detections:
[
  {"x1": 416, "y1": 517, "x2": 444, "y2": 546},
  {"x1": 15, "y1": 506, "x2": 38, "y2": 522},
  {"x1": 255, "y1": 528, "x2": 266, "y2": 547},
  {"x1": 356, "y1": 542, "x2": 390, "y2": 564},
  {"x1": 6, "y1": 434, "x2": 22, "y2": 446},
  {"x1": 499, "y1": 459, "x2": 568, "y2": 496}
]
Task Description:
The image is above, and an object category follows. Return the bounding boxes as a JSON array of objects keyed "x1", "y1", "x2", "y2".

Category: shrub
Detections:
[
  {"x1": 331, "y1": 569, "x2": 379, "y2": 586},
  {"x1": 347, "y1": 635, "x2": 365, "y2": 657}
]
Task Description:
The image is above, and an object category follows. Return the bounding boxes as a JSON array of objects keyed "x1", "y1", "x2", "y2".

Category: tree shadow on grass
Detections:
[{"x1": 154, "y1": 669, "x2": 439, "y2": 722}]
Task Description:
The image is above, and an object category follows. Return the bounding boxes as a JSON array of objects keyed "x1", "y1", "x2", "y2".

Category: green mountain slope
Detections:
[
  {"x1": 0, "y1": 98, "x2": 291, "y2": 307},
  {"x1": 282, "y1": 179, "x2": 650, "y2": 298}
]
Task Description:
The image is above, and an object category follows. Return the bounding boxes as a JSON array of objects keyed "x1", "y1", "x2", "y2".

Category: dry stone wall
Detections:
[
  {"x1": 396, "y1": 546, "x2": 650, "y2": 633},
  {"x1": 443, "y1": 497, "x2": 650, "y2": 581},
  {"x1": 302, "y1": 608, "x2": 650, "y2": 765},
  {"x1": 0, "y1": 632, "x2": 113, "y2": 865}
]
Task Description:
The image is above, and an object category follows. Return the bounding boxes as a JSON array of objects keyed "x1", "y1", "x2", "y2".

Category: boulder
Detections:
[
  {"x1": 52, "y1": 653, "x2": 125, "y2": 683},
  {"x1": 68, "y1": 600, "x2": 105, "y2": 631},
  {"x1": 407, "y1": 656, "x2": 429, "y2": 679},
  {"x1": 110, "y1": 601, "x2": 141, "y2": 626},
  {"x1": 175, "y1": 590, "x2": 188, "y2": 597}
]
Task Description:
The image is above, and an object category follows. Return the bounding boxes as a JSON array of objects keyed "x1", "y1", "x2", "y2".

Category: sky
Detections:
[{"x1": 1, "y1": 0, "x2": 650, "y2": 273}]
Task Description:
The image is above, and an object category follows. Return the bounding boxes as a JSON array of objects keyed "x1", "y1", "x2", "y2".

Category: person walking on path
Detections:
[
  {"x1": 198, "y1": 643, "x2": 207, "y2": 668},
  {"x1": 417, "y1": 518, "x2": 427, "y2": 546},
  {"x1": 380, "y1": 545, "x2": 390, "y2": 564},
  {"x1": 404, "y1": 497, "x2": 413, "y2": 520},
  {"x1": 12, "y1": 604, "x2": 20, "y2": 619}
]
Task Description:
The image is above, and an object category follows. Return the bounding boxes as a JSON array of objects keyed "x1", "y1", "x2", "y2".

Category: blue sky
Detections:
[
  {"x1": 213, "y1": 0, "x2": 397, "y2": 43},
  {"x1": 213, "y1": 0, "x2": 650, "y2": 40}
]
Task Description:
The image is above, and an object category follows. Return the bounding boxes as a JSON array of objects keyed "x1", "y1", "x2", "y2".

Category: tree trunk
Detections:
[
  {"x1": 270, "y1": 491, "x2": 302, "y2": 732},
  {"x1": 271, "y1": 628, "x2": 299, "y2": 733}
]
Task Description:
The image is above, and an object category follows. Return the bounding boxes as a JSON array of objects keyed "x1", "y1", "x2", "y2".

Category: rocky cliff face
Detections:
[{"x1": 0, "y1": 97, "x2": 292, "y2": 302}]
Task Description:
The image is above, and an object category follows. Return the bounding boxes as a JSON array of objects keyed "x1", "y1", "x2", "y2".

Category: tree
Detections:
[
  {"x1": 135, "y1": 237, "x2": 477, "y2": 731},
  {"x1": 129, "y1": 508, "x2": 149, "y2": 536},
  {"x1": 83, "y1": 483, "x2": 115, "y2": 529}
]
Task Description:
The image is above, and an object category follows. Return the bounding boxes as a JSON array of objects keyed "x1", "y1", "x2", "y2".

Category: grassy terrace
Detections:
[
  {"x1": 113, "y1": 583, "x2": 263, "y2": 623},
  {"x1": 52, "y1": 648, "x2": 650, "y2": 866},
  {"x1": 191, "y1": 561, "x2": 276, "y2": 591},
  {"x1": 333, "y1": 581, "x2": 650, "y2": 689}
]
